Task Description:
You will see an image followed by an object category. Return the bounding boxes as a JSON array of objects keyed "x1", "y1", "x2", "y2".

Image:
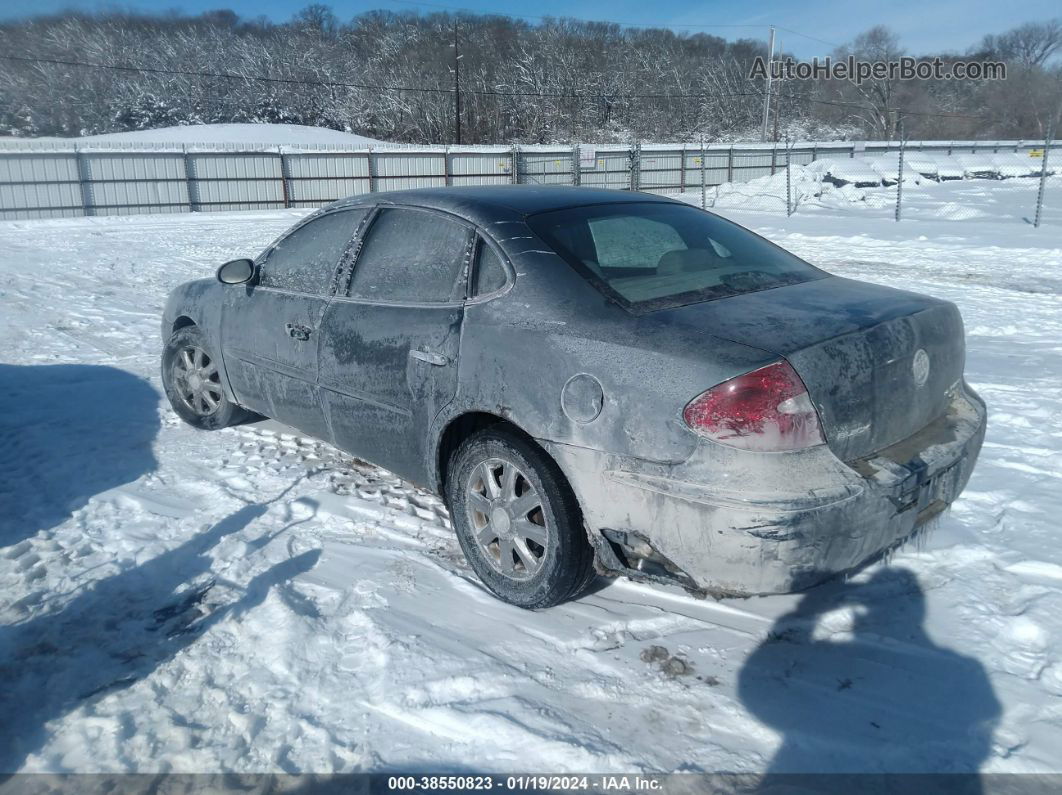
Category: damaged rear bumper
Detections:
[{"x1": 542, "y1": 384, "x2": 987, "y2": 597}]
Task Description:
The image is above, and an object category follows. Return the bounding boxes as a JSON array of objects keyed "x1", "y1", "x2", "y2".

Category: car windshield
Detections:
[{"x1": 527, "y1": 202, "x2": 825, "y2": 311}]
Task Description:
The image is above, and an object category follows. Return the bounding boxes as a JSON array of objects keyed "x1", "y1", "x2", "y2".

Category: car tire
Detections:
[
  {"x1": 447, "y1": 428, "x2": 596, "y2": 608},
  {"x1": 162, "y1": 325, "x2": 253, "y2": 430}
]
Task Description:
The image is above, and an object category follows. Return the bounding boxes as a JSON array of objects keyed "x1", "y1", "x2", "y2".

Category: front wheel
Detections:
[
  {"x1": 446, "y1": 429, "x2": 595, "y2": 608},
  {"x1": 162, "y1": 325, "x2": 252, "y2": 430}
]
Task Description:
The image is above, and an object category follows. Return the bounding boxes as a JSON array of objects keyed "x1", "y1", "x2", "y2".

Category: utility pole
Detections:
[
  {"x1": 452, "y1": 20, "x2": 462, "y2": 145},
  {"x1": 772, "y1": 36, "x2": 783, "y2": 143},
  {"x1": 761, "y1": 25, "x2": 775, "y2": 142}
]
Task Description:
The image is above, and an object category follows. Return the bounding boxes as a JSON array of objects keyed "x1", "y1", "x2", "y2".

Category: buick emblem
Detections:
[{"x1": 912, "y1": 349, "x2": 930, "y2": 387}]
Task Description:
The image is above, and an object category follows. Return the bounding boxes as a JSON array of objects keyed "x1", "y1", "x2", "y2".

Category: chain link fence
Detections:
[{"x1": 686, "y1": 138, "x2": 1061, "y2": 227}]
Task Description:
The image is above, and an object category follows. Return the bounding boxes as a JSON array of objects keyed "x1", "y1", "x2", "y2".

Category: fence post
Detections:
[
  {"x1": 785, "y1": 137, "x2": 793, "y2": 217},
  {"x1": 895, "y1": 123, "x2": 906, "y2": 222},
  {"x1": 366, "y1": 147, "x2": 377, "y2": 193},
  {"x1": 1034, "y1": 123, "x2": 1053, "y2": 228},
  {"x1": 510, "y1": 144, "x2": 520, "y2": 184},
  {"x1": 770, "y1": 141, "x2": 777, "y2": 176},
  {"x1": 571, "y1": 144, "x2": 580, "y2": 186},
  {"x1": 679, "y1": 144, "x2": 687, "y2": 193},
  {"x1": 74, "y1": 145, "x2": 94, "y2": 217},
  {"x1": 727, "y1": 146, "x2": 734, "y2": 183},
  {"x1": 629, "y1": 143, "x2": 641, "y2": 191},
  {"x1": 700, "y1": 136, "x2": 707, "y2": 210},
  {"x1": 181, "y1": 146, "x2": 199, "y2": 212},
  {"x1": 278, "y1": 152, "x2": 291, "y2": 209}
]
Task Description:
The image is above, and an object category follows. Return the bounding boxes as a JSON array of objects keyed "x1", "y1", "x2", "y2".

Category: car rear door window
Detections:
[
  {"x1": 349, "y1": 208, "x2": 471, "y2": 303},
  {"x1": 472, "y1": 238, "x2": 508, "y2": 296},
  {"x1": 261, "y1": 208, "x2": 367, "y2": 295}
]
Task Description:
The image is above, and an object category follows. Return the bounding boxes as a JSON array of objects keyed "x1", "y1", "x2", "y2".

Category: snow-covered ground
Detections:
[{"x1": 2, "y1": 183, "x2": 1062, "y2": 775}]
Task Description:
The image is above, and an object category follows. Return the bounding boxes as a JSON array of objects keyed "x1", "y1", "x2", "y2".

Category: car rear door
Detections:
[
  {"x1": 317, "y1": 206, "x2": 473, "y2": 485},
  {"x1": 220, "y1": 207, "x2": 368, "y2": 441}
]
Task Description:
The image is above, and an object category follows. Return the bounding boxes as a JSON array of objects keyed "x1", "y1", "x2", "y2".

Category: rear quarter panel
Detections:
[{"x1": 435, "y1": 234, "x2": 779, "y2": 481}]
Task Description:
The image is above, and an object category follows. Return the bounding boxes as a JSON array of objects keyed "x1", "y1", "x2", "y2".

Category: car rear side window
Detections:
[
  {"x1": 349, "y1": 208, "x2": 471, "y2": 303},
  {"x1": 472, "y1": 238, "x2": 508, "y2": 296},
  {"x1": 588, "y1": 216, "x2": 686, "y2": 271},
  {"x1": 527, "y1": 202, "x2": 824, "y2": 311},
  {"x1": 261, "y1": 208, "x2": 366, "y2": 295}
]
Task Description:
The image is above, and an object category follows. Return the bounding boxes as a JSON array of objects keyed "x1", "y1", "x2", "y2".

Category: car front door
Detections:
[
  {"x1": 220, "y1": 207, "x2": 369, "y2": 441},
  {"x1": 317, "y1": 206, "x2": 473, "y2": 485}
]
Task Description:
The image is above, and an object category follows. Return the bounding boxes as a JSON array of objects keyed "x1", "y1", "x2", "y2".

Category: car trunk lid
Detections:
[{"x1": 656, "y1": 276, "x2": 966, "y2": 461}]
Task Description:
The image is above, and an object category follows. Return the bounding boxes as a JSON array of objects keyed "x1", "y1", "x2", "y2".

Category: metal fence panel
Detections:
[
  {"x1": 286, "y1": 152, "x2": 370, "y2": 206},
  {"x1": 0, "y1": 138, "x2": 1059, "y2": 219},
  {"x1": 448, "y1": 151, "x2": 512, "y2": 186},
  {"x1": 0, "y1": 153, "x2": 81, "y2": 218},
  {"x1": 579, "y1": 149, "x2": 629, "y2": 190},
  {"x1": 638, "y1": 150, "x2": 684, "y2": 193},
  {"x1": 0, "y1": 182, "x2": 82, "y2": 218},
  {"x1": 373, "y1": 151, "x2": 445, "y2": 191},
  {"x1": 518, "y1": 151, "x2": 574, "y2": 185},
  {"x1": 83, "y1": 152, "x2": 189, "y2": 213}
]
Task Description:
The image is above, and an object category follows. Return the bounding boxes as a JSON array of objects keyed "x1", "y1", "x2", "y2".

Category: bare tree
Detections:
[
  {"x1": 828, "y1": 26, "x2": 905, "y2": 140},
  {"x1": 0, "y1": 7, "x2": 1058, "y2": 143},
  {"x1": 980, "y1": 19, "x2": 1062, "y2": 67}
]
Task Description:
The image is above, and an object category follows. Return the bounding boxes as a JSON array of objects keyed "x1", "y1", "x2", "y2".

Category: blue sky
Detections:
[{"x1": 4, "y1": 0, "x2": 1059, "y2": 58}]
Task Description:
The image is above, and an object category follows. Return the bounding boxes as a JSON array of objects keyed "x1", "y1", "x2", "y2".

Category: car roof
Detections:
[{"x1": 329, "y1": 185, "x2": 679, "y2": 224}]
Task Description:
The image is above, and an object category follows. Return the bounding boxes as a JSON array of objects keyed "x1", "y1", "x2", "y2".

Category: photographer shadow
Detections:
[
  {"x1": 0, "y1": 363, "x2": 160, "y2": 547},
  {"x1": 738, "y1": 567, "x2": 1000, "y2": 789}
]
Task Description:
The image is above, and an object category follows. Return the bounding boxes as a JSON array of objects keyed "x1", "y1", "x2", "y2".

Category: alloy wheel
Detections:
[
  {"x1": 465, "y1": 457, "x2": 550, "y2": 580},
  {"x1": 172, "y1": 346, "x2": 223, "y2": 416}
]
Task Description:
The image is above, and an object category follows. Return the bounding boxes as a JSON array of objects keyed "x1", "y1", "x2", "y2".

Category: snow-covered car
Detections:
[{"x1": 161, "y1": 186, "x2": 987, "y2": 608}]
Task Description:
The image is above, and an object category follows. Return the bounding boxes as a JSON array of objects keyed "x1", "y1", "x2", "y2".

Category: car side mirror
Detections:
[{"x1": 216, "y1": 258, "x2": 256, "y2": 285}]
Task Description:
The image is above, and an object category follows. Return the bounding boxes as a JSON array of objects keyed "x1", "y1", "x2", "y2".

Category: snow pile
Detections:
[
  {"x1": 683, "y1": 154, "x2": 1060, "y2": 223},
  {"x1": 700, "y1": 162, "x2": 900, "y2": 214},
  {"x1": 811, "y1": 157, "x2": 883, "y2": 187},
  {"x1": 3, "y1": 123, "x2": 385, "y2": 147},
  {"x1": 809, "y1": 151, "x2": 1054, "y2": 187},
  {"x1": 2, "y1": 187, "x2": 1062, "y2": 774}
]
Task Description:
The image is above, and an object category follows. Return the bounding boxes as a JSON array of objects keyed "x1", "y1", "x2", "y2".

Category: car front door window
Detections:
[
  {"x1": 261, "y1": 208, "x2": 368, "y2": 294},
  {"x1": 348, "y1": 208, "x2": 472, "y2": 302}
]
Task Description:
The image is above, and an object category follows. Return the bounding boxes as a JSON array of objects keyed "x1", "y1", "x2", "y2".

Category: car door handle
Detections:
[
  {"x1": 285, "y1": 322, "x2": 312, "y2": 341},
  {"x1": 409, "y1": 348, "x2": 449, "y2": 366}
]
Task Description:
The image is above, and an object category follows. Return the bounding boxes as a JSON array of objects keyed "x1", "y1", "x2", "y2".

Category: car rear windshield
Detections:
[{"x1": 527, "y1": 202, "x2": 825, "y2": 311}]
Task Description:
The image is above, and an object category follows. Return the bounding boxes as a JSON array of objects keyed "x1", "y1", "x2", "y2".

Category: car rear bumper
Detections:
[{"x1": 542, "y1": 384, "x2": 986, "y2": 597}]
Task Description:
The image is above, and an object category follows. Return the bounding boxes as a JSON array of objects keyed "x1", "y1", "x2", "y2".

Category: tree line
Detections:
[{"x1": 0, "y1": 5, "x2": 1059, "y2": 144}]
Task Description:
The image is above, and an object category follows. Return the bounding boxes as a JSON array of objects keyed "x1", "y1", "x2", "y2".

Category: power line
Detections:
[
  {"x1": 0, "y1": 54, "x2": 1004, "y2": 123},
  {"x1": 1, "y1": 54, "x2": 453, "y2": 95},
  {"x1": 774, "y1": 26, "x2": 842, "y2": 51},
  {"x1": 0, "y1": 53, "x2": 763, "y2": 99}
]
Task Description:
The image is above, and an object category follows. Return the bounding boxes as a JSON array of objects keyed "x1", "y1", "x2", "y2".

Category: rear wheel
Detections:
[
  {"x1": 162, "y1": 326, "x2": 252, "y2": 430},
  {"x1": 447, "y1": 429, "x2": 595, "y2": 608}
]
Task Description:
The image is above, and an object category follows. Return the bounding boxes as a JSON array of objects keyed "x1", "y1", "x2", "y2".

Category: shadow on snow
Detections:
[
  {"x1": 738, "y1": 567, "x2": 1001, "y2": 789},
  {"x1": 0, "y1": 363, "x2": 160, "y2": 547}
]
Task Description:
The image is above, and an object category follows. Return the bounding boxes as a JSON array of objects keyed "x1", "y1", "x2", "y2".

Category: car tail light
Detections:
[{"x1": 682, "y1": 360, "x2": 825, "y2": 452}]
